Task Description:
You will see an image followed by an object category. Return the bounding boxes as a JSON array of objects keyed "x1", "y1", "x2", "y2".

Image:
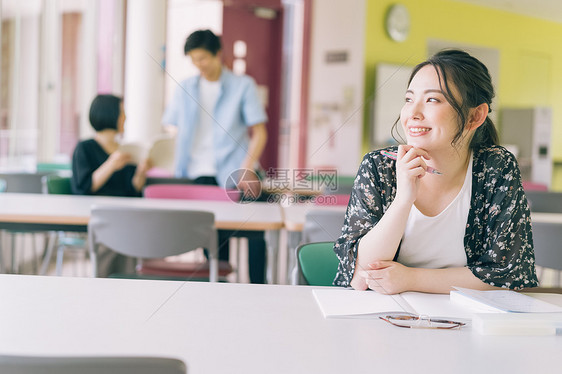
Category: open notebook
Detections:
[
  {"x1": 119, "y1": 136, "x2": 175, "y2": 172},
  {"x1": 312, "y1": 288, "x2": 474, "y2": 321},
  {"x1": 313, "y1": 288, "x2": 562, "y2": 335}
]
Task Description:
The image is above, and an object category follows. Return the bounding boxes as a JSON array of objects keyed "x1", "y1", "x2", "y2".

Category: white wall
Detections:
[
  {"x1": 306, "y1": 0, "x2": 365, "y2": 176},
  {"x1": 164, "y1": 0, "x2": 222, "y2": 106}
]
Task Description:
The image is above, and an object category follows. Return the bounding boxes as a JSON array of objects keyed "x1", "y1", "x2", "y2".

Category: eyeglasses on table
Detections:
[{"x1": 379, "y1": 314, "x2": 466, "y2": 329}]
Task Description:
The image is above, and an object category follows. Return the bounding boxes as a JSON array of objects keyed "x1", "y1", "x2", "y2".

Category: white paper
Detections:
[
  {"x1": 473, "y1": 313, "x2": 562, "y2": 336},
  {"x1": 400, "y1": 292, "x2": 474, "y2": 320},
  {"x1": 312, "y1": 288, "x2": 411, "y2": 318},
  {"x1": 148, "y1": 137, "x2": 175, "y2": 171},
  {"x1": 452, "y1": 287, "x2": 562, "y2": 313},
  {"x1": 118, "y1": 136, "x2": 175, "y2": 171},
  {"x1": 312, "y1": 288, "x2": 474, "y2": 321},
  {"x1": 118, "y1": 143, "x2": 147, "y2": 164}
]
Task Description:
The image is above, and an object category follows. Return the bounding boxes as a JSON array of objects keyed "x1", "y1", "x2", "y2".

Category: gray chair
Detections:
[
  {"x1": 0, "y1": 172, "x2": 48, "y2": 193},
  {"x1": 532, "y1": 220, "x2": 562, "y2": 287},
  {"x1": 291, "y1": 209, "x2": 345, "y2": 284},
  {"x1": 40, "y1": 175, "x2": 89, "y2": 276},
  {"x1": 88, "y1": 205, "x2": 219, "y2": 281},
  {"x1": 0, "y1": 173, "x2": 50, "y2": 274},
  {"x1": 301, "y1": 209, "x2": 345, "y2": 244},
  {"x1": 525, "y1": 191, "x2": 562, "y2": 213},
  {"x1": 0, "y1": 178, "x2": 5, "y2": 271},
  {"x1": 0, "y1": 355, "x2": 186, "y2": 374},
  {"x1": 525, "y1": 191, "x2": 562, "y2": 289}
]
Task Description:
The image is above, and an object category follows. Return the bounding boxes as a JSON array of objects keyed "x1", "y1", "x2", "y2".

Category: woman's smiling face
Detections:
[{"x1": 400, "y1": 65, "x2": 463, "y2": 152}]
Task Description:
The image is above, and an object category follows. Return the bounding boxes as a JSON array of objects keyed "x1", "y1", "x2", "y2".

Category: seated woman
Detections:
[
  {"x1": 71, "y1": 94, "x2": 150, "y2": 196},
  {"x1": 334, "y1": 50, "x2": 538, "y2": 294}
]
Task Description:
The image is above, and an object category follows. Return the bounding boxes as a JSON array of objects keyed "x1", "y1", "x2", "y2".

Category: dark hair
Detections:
[
  {"x1": 393, "y1": 49, "x2": 498, "y2": 150},
  {"x1": 89, "y1": 94, "x2": 122, "y2": 132},
  {"x1": 184, "y1": 29, "x2": 222, "y2": 55}
]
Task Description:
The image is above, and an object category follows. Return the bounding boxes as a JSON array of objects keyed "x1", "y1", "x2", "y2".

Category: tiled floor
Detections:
[
  {"x1": 1, "y1": 231, "x2": 294, "y2": 284},
  {"x1": 4, "y1": 230, "x2": 558, "y2": 288},
  {"x1": 45, "y1": 239, "x2": 252, "y2": 283}
]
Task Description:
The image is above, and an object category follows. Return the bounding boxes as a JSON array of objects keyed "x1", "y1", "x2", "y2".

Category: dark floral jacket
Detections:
[{"x1": 333, "y1": 145, "x2": 538, "y2": 290}]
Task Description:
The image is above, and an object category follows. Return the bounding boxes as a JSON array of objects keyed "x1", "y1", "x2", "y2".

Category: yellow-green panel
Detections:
[
  {"x1": 364, "y1": 0, "x2": 562, "y2": 188},
  {"x1": 552, "y1": 164, "x2": 562, "y2": 192}
]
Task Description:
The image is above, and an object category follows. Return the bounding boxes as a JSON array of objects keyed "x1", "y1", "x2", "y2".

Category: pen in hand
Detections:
[{"x1": 380, "y1": 150, "x2": 443, "y2": 175}]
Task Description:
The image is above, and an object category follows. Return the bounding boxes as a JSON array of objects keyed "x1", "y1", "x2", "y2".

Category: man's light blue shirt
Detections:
[{"x1": 162, "y1": 68, "x2": 267, "y2": 187}]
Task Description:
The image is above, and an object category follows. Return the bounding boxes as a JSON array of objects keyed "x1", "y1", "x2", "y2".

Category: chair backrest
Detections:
[
  {"x1": 42, "y1": 175, "x2": 73, "y2": 195},
  {"x1": 320, "y1": 175, "x2": 355, "y2": 195},
  {"x1": 0, "y1": 355, "x2": 186, "y2": 374},
  {"x1": 89, "y1": 205, "x2": 217, "y2": 259},
  {"x1": 0, "y1": 172, "x2": 48, "y2": 193},
  {"x1": 144, "y1": 184, "x2": 240, "y2": 202},
  {"x1": 314, "y1": 194, "x2": 350, "y2": 206},
  {"x1": 36, "y1": 162, "x2": 72, "y2": 174},
  {"x1": 146, "y1": 167, "x2": 174, "y2": 178},
  {"x1": 532, "y1": 221, "x2": 562, "y2": 271},
  {"x1": 525, "y1": 191, "x2": 562, "y2": 213},
  {"x1": 301, "y1": 209, "x2": 345, "y2": 244},
  {"x1": 522, "y1": 181, "x2": 548, "y2": 192},
  {"x1": 145, "y1": 177, "x2": 193, "y2": 186},
  {"x1": 297, "y1": 241, "x2": 339, "y2": 286}
]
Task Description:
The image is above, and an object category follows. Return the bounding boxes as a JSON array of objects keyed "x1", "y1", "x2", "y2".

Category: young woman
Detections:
[
  {"x1": 71, "y1": 94, "x2": 151, "y2": 197},
  {"x1": 334, "y1": 50, "x2": 538, "y2": 294}
]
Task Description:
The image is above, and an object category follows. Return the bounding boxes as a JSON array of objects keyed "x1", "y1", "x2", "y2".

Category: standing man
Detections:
[{"x1": 162, "y1": 29, "x2": 268, "y2": 283}]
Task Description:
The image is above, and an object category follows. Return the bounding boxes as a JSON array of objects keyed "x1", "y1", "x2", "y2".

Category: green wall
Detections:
[{"x1": 364, "y1": 0, "x2": 562, "y2": 190}]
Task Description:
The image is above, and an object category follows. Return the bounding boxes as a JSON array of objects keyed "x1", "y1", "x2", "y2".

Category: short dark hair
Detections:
[
  {"x1": 393, "y1": 49, "x2": 499, "y2": 150},
  {"x1": 184, "y1": 29, "x2": 221, "y2": 55},
  {"x1": 89, "y1": 94, "x2": 122, "y2": 132}
]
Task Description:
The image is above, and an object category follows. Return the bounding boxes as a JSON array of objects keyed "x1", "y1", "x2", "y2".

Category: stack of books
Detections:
[{"x1": 312, "y1": 287, "x2": 562, "y2": 335}]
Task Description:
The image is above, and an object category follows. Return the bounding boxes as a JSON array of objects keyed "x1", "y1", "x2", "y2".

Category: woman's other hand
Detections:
[
  {"x1": 137, "y1": 158, "x2": 153, "y2": 175},
  {"x1": 132, "y1": 158, "x2": 153, "y2": 192},
  {"x1": 358, "y1": 260, "x2": 413, "y2": 295},
  {"x1": 108, "y1": 150, "x2": 131, "y2": 171}
]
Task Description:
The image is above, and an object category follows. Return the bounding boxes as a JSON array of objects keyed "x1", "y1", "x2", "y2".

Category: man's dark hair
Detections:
[
  {"x1": 89, "y1": 94, "x2": 122, "y2": 132},
  {"x1": 184, "y1": 29, "x2": 222, "y2": 55}
]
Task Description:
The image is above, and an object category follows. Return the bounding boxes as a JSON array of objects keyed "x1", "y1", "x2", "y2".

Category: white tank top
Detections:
[
  {"x1": 187, "y1": 78, "x2": 220, "y2": 179},
  {"x1": 397, "y1": 154, "x2": 473, "y2": 269}
]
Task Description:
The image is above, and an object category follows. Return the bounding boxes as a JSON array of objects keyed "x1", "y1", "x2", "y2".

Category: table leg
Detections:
[
  {"x1": 287, "y1": 230, "x2": 302, "y2": 285},
  {"x1": 39, "y1": 232, "x2": 57, "y2": 275},
  {"x1": 0, "y1": 231, "x2": 4, "y2": 273},
  {"x1": 264, "y1": 229, "x2": 280, "y2": 284}
]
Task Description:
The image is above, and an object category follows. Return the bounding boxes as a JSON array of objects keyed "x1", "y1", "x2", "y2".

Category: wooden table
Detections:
[{"x1": 0, "y1": 193, "x2": 284, "y2": 283}]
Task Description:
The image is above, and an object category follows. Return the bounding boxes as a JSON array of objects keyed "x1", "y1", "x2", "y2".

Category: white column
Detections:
[
  {"x1": 123, "y1": 0, "x2": 166, "y2": 144},
  {"x1": 38, "y1": 0, "x2": 61, "y2": 162},
  {"x1": 79, "y1": 0, "x2": 98, "y2": 140},
  {"x1": 111, "y1": 0, "x2": 125, "y2": 96},
  {"x1": 18, "y1": 16, "x2": 40, "y2": 165}
]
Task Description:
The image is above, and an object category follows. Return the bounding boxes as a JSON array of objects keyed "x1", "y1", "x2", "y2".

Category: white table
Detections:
[
  {"x1": 0, "y1": 274, "x2": 560, "y2": 374},
  {"x1": 0, "y1": 193, "x2": 283, "y2": 231},
  {"x1": 531, "y1": 212, "x2": 562, "y2": 224},
  {"x1": 0, "y1": 193, "x2": 284, "y2": 283}
]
